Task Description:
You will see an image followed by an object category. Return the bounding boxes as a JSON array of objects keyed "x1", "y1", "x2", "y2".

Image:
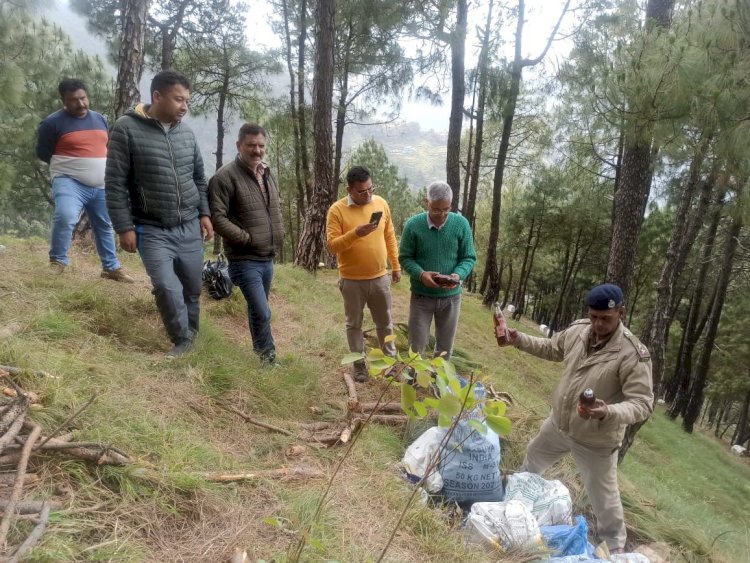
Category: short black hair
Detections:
[
  {"x1": 238, "y1": 123, "x2": 267, "y2": 142},
  {"x1": 150, "y1": 70, "x2": 190, "y2": 96},
  {"x1": 58, "y1": 79, "x2": 87, "y2": 98},
  {"x1": 346, "y1": 165, "x2": 371, "y2": 186}
]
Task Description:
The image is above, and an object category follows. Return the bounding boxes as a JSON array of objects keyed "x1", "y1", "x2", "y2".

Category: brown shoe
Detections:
[
  {"x1": 101, "y1": 268, "x2": 134, "y2": 283},
  {"x1": 49, "y1": 261, "x2": 66, "y2": 274}
]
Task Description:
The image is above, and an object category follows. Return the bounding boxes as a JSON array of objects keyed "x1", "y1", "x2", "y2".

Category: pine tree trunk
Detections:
[
  {"x1": 297, "y1": 0, "x2": 312, "y2": 204},
  {"x1": 447, "y1": 0, "x2": 467, "y2": 212},
  {"x1": 294, "y1": 0, "x2": 335, "y2": 271},
  {"x1": 682, "y1": 215, "x2": 742, "y2": 433},
  {"x1": 282, "y1": 0, "x2": 306, "y2": 231},
  {"x1": 114, "y1": 0, "x2": 151, "y2": 118},
  {"x1": 667, "y1": 192, "x2": 724, "y2": 416},
  {"x1": 511, "y1": 217, "x2": 535, "y2": 317},
  {"x1": 332, "y1": 19, "x2": 352, "y2": 194},
  {"x1": 642, "y1": 137, "x2": 713, "y2": 393},
  {"x1": 605, "y1": 0, "x2": 674, "y2": 298},
  {"x1": 733, "y1": 384, "x2": 750, "y2": 446}
]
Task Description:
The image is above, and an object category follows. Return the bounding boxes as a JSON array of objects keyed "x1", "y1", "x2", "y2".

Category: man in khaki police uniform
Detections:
[{"x1": 497, "y1": 283, "x2": 653, "y2": 553}]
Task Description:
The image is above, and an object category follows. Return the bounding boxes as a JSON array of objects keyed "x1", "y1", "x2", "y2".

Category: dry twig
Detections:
[
  {"x1": 200, "y1": 466, "x2": 324, "y2": 483},
  {"x1": 343, "y1": 372, "x2": 359, "y2": 412},
  {"x1": 214, "y1": 401, "x2": 293, "y2": 436},
  {"x1": 7, "y1": 501, "x2": 50, "y2": 563},
  {"x1": 0, "y1": 422, "x2": 41, "y2": 549}
]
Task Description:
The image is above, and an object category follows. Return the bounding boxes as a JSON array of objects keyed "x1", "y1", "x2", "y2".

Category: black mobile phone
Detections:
[{"x1": 370, "y1": 211, "x2": 383, "y2": 225}]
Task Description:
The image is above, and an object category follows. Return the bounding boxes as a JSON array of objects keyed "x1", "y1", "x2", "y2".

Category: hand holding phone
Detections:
[
  {"x1": 369, "y1": 211, "x2": 383, "y2": 226},
  {"x1": 432, "y1": 273, "x2": 459, "y2": 287}
]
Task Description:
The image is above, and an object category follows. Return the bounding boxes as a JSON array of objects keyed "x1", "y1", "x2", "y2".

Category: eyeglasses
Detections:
[{"x1": 353, "y1": 186, "x2": 375, "y2": 196}]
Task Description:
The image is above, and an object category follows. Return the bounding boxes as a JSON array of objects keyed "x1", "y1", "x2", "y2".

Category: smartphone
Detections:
[
  {"x1": 433, "y1": 274, "x2": 457, "y2": 286},
  {"x1": 369, "y1": 211, "x2": 383, "y2": 226}
]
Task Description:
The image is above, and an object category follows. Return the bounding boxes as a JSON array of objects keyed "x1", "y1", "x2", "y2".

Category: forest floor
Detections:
[{"x1": 0, "y1": 235, "x2": 749, "y2": 562}]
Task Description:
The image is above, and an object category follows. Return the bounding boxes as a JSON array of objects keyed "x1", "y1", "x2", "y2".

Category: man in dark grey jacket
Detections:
[
  {"x1": 209, "y1": 123, "x2": 284, "y2": 364},
  {"x1": 105, "y1": 71, "x2": 213, "y2": 358}
]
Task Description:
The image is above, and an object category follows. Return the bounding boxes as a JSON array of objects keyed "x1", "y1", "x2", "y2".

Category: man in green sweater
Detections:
[{"x1": 399, "y1": 182, "x2": 476, "y2": 359}]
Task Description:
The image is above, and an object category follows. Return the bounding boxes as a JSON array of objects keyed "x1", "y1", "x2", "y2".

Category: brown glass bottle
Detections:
[
  {"x1": 494, "y1": 302, "x2": 510, "y2": 343},
  {"x1": 579, "y1": 388, "x2": 596, "y2": 408}
]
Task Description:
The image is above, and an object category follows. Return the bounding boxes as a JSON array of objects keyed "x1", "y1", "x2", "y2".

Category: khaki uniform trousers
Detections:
[
  {"x1": 338, "y1": 274, "x2": 396, "y2": 355},
  {"x1": 521, "y1": 417, "x2": 626, "y2": 550}
]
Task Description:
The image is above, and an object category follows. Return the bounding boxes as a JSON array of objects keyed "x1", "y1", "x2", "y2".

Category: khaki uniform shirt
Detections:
[{"x1": 514, "y1": 319, "x2": 653, "y2": 448}]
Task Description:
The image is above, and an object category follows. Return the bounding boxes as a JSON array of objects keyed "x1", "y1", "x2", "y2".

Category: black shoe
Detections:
[
  {"x1": 165, "y1": 339, "x2": 193, "y2": 359},
  {"x1": 353, "y1": 359, "x2": 369, "y2": 383}
]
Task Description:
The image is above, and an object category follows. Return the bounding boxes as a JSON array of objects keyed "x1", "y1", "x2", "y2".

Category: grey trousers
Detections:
[
  {"x1": 407, "y1": 293, "x2": 461, "y2": 360},
  {"x1": 521, "y1": 417, "x2": 627, "y2": 550},
  {"x1": 338, "y1": 275, "x2": 396, "y2": 355},
  {"x1": 136, "y1": 220, "x2": 203, "y2": 345}
]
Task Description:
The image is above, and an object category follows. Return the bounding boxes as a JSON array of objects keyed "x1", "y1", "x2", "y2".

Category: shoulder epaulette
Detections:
[
  {"x1": 623, "y1": 329, "x2": 651, "y2": 361},
  {"x1": 568, "y1": 319, "x2": 591, "y2": 327}
]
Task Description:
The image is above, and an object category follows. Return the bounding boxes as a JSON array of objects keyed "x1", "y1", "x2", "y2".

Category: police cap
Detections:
[{"x1": 586, "y1": 283, "x2": 624, "y2": 310}]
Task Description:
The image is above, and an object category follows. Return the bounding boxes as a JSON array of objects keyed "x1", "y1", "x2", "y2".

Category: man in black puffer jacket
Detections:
[
  {"x1": 105, "y1": 71, "x2": 214, "y2": 359},
  {"x1": 209, "y1": 123, "x2": 284, "y2": 364}
]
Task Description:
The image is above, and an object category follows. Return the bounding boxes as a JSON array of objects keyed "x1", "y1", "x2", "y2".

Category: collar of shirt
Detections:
[{"x1": 427, "y1": 214, "x2": 446, "y2": 230}]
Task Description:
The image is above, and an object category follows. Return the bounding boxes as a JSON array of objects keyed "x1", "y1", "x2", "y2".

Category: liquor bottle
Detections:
[
  {"x1": 494, "y1": 302, "x2": 510, "y2": 343},
  {"x1": 579, "y1": 388, "x2": 596, "y2": 408}
]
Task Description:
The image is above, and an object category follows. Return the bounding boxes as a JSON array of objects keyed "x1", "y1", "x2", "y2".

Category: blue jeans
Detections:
[
  {"x1": 228, "y1": 259, "x2": 275, "y2": 357},
  {"x1": 49, "y1": 176, "x2": 120, "y2": 270}
]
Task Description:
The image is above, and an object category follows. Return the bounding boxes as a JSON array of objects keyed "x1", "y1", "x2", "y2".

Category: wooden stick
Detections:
[
  {"x1": 0, "y1": 423, "x2": 41, "y2": 548},
  {"x1": 0, "y1": 366, "x2": 51, "y2": 379},
  {"x1": 358, "y1": 402, "x2": 402, "y2": 414},
  {"x1": 0, "y1": 500, "x2": 62, "y2": 514},
  {"x1": 7, "y1": 501, "x2": 50, "y2": 563},
  {"x1": 0, "y1": 440, "x2": 132, "y2": 466},
  {"x1": 214, "y1": 402, "x2": 293, "y2": 436},
  {"x1": 35, "y1": 395, "x2": 96, "y2": 449},
  {"x1": 353, "y1": 414, "x2": 410, "y2": 426},
  {"x1": 0, "y1": 397, "x2": 29, "y2": 436},
  {"x1": 200, "y1": 466, "x2": 324, "y2": 483},
  {"x1": 0, "y1": 411, "x2": 26, "y2": 456},
  {"x1": 343, "y1": 372, "x2": 359, "y2": 411},
  {"x1": 297, "y1": 421, "x2": 337, "y2": 432}
]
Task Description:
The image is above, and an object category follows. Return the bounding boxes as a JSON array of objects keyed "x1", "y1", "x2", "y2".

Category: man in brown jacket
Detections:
[
  {"x1": 497, "y1": 283, "x2": 653, "y2": 553},
  {"x1": 209, "y1": 123, "x2": 284, "y2": 364}
]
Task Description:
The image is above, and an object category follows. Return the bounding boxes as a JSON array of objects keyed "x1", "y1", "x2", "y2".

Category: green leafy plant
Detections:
[{"x1": 288, "y1": 337, "x2": 512, "y2": 562}]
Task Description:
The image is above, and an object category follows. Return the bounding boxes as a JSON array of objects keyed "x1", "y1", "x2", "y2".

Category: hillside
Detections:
[{"x1": 0, "y1": 236, "x2": 749, "y2": 562}]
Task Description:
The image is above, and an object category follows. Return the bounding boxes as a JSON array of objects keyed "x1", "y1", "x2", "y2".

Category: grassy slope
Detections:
[{"x1": 0, "y1": 236, "x2": 748, "y2": 562}]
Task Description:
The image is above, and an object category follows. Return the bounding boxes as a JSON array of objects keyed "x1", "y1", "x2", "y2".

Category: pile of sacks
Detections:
[{"x1": 403, "y1": 430, "x2": 651, "y2": 562}]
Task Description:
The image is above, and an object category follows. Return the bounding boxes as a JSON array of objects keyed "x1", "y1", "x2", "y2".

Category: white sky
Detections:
[{"x1": 245, "y1": 0, "x2": 577, "y2": 132}]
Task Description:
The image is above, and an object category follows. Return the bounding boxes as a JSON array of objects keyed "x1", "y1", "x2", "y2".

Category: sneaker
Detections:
[
  {"x1": 165, "y1": 339, "x2": 193, "y2": 359},
  {"x1": 260, "y1": 350, "x2": 277, "y2": 366},
  {"x1": 49, "y1": 261, "x2": 66, "y2": 274},
  {"x1": 101, "y1": 268, "x2": 134, "y2": 283},
  {"x1": 352, "y1": 359, "x2": 369, "y2": 383}
]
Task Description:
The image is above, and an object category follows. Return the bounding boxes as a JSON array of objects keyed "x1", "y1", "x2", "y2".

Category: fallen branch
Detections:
[
  {"x1": 0, "y1": 396, "x2": 29, "y2": 436},
  {"x1": 296, "y1": 421, "x2": 337, "y2": 432},
  {"x1": 7, "y1": 501, "x2": 50, "y2": 563},
  {"x1": 353, "y1": 414, "x2": 409, "y2": 426},
  {"x1": 0, "y1": 499, "x2": 62, "y2": 514},
  {"x1": 0, "y1": 366, "x2": 52, "y2": 379},
  {"x1": 0, "y1": 411, "x2": 26, "y2": 456},
  {"x1": 343, "y1": 372, "x2": 359, "y2": 412},
  {"x1": 0, "y1": 423, "x2": 41, "y2": 548},
  {"x1": 0, "y1": 439, "x2": 132, "y2": 466},
  {"x1": 214, "y1": 402, "x2": 293, "y2": 436},
  {"x1": 357, "y1": 402, "x2": 402, "y2": 414},
  {"x1": 200, "y1": 466, "x2": 325, "y2": 483},
  {"x1": 35, "y1": 395, "x2": 96, "y2": 450}
]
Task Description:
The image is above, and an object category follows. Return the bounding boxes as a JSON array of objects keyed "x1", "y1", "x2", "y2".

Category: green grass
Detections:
[{"x1": 0, "y1": 236, "x2": 748, "y2": 562}]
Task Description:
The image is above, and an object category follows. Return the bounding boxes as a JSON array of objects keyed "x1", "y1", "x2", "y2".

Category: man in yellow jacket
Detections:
[
  {"x1": 326, "y1": 166, "x2": 401, "y2": 382},
  {"x1": 497, "y1": 283, "x2": 653, "y2": 553}
]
